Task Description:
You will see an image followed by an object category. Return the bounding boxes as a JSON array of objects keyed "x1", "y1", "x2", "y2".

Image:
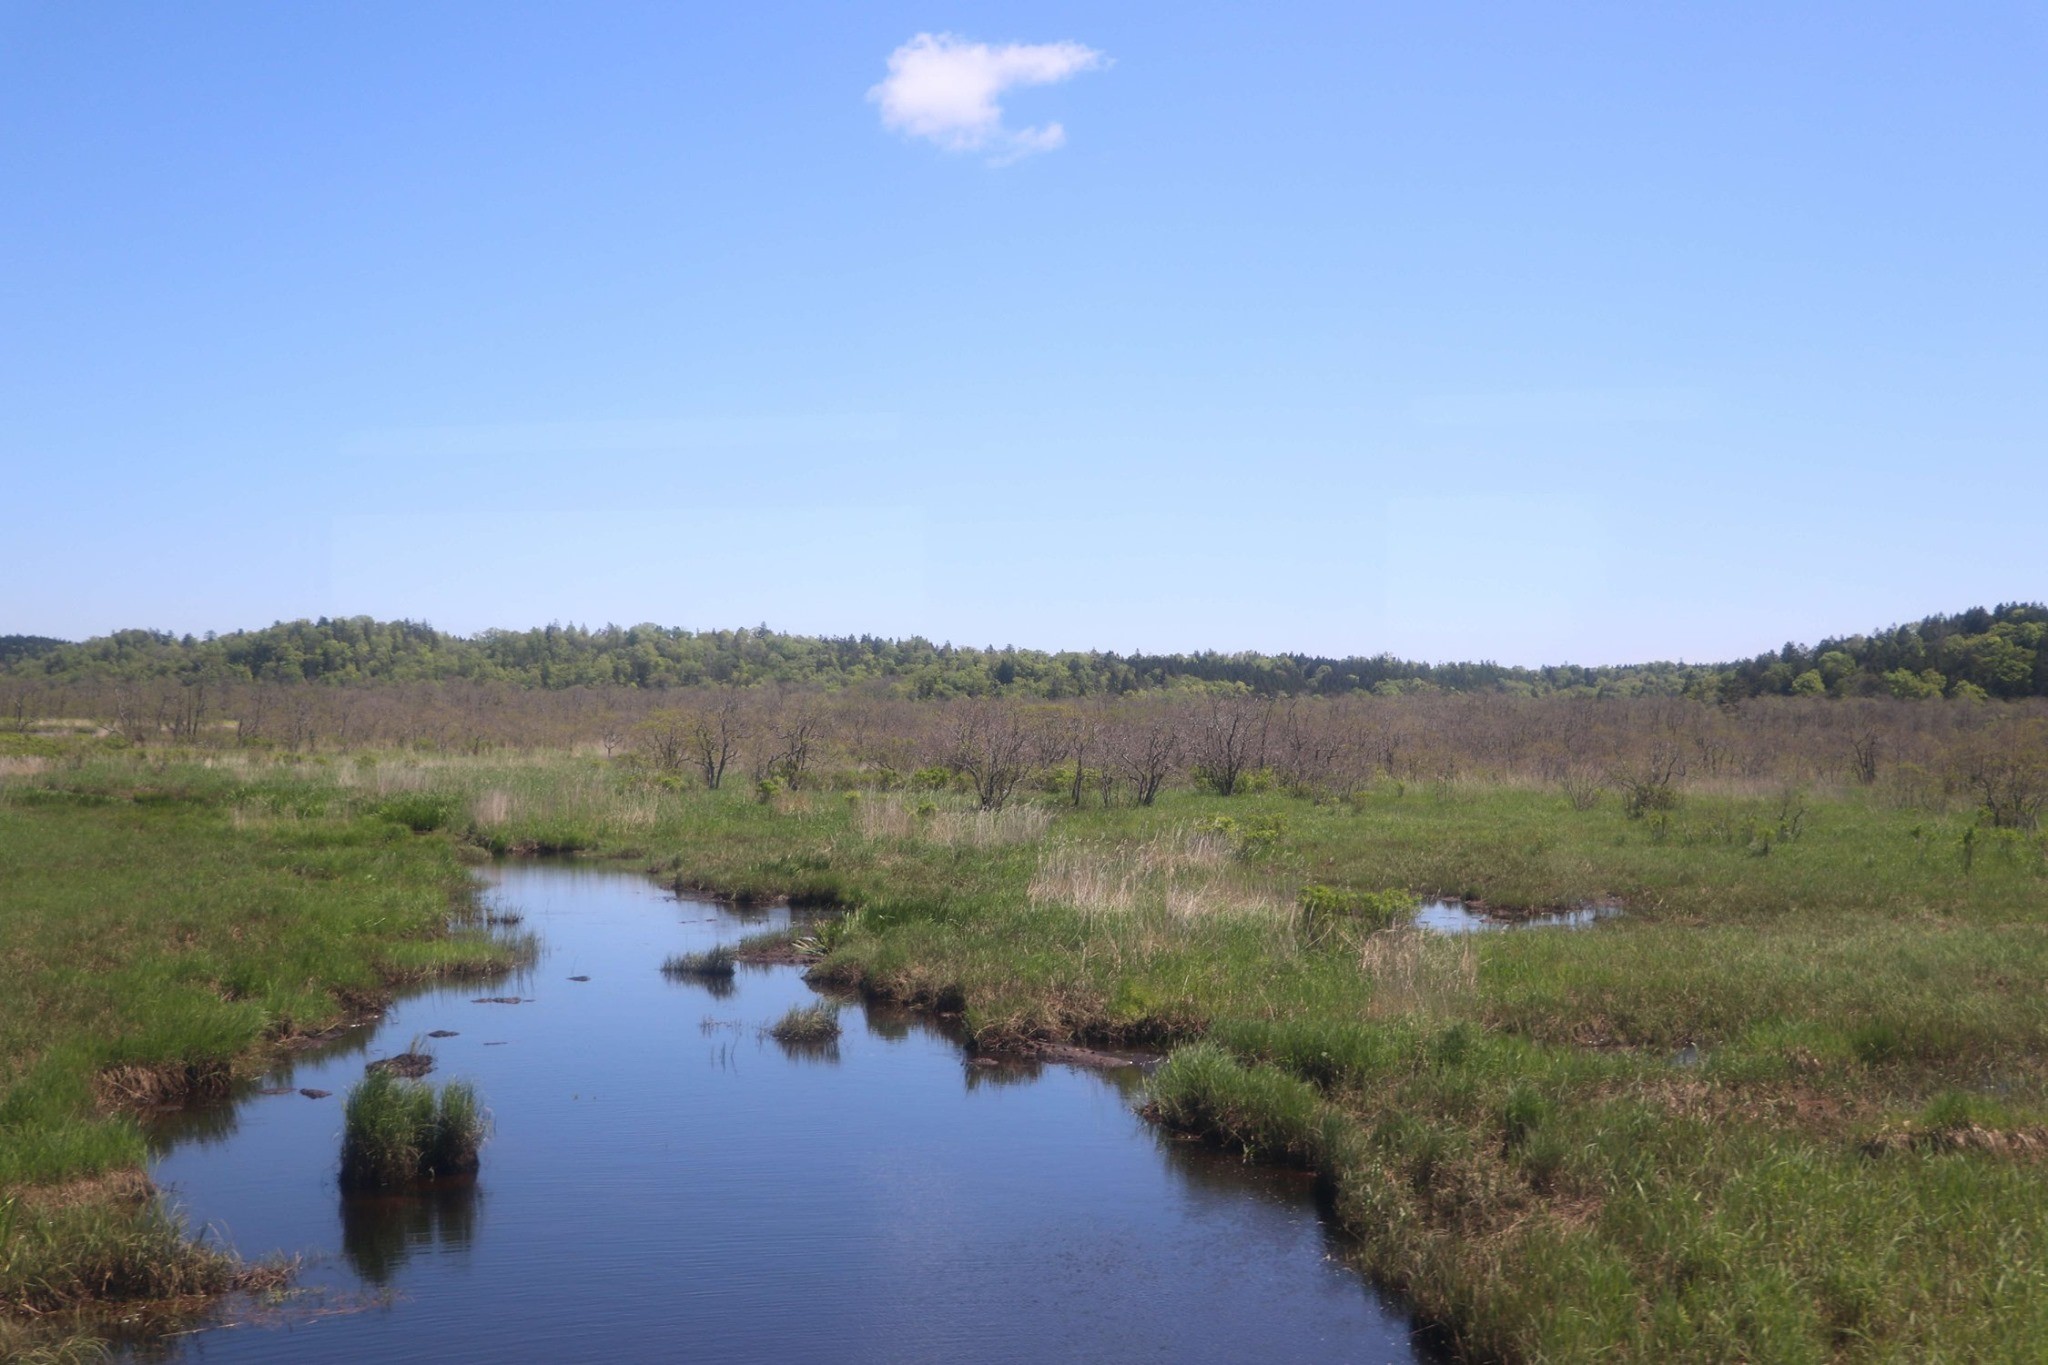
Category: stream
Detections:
[{"x1": 137, "y1": 862, "x2": 1428, "y2": 1362}]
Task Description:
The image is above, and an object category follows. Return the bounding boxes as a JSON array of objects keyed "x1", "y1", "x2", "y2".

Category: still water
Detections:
[
  {"x1": 141, "y1": 863, "x2": 1427, "y2": 1363},
  {"x1": 1414, "y1": 899, "x2": 1622, "y2": 934}
]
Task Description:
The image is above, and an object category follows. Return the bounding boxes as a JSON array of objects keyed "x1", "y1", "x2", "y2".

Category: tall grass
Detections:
[{"x1": 339, "y1": 1071, "x2": 486, "y2": 1189}]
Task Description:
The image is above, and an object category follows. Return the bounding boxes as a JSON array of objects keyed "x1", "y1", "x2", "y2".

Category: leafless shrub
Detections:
[
  {"x1": 1610, "y1": 743, "x2": 1685, "y2": 819},
  {"x1": 1558, "y1": 765, "x2": 1604, "y2": 811},
  {"x1": 949, "y1": 700, "x2": 1036, "y2": 811},
  {"x1": 1189, "y1": 694, "x2": 1270, "y2": 796},
  {"x1": 1956, "y1": 721, "x2": 2048, "y2": 829},
  {"x1": 1106, "y1": 713, "x2": 1180, "y2": 806}
]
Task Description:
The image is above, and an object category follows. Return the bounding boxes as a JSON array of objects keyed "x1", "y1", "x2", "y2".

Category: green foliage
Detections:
[
  {"x1": 375, "y1": 792, "x2": 458, "y2": 833},
  {"x1": 1296, "y1": 884, "x2": 1413, "y2": 942},
  {"x1": 1885, "y1": 667, "x2": 1947, "y2": 699},
  {"x1": 12, "y1": 602, "x2": 2045, "y2": 700}
]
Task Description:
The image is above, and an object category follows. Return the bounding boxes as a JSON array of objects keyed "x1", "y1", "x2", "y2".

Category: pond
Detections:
[{"x1": 137, "y1": 862, "x2": 1430, "y2": 1363}]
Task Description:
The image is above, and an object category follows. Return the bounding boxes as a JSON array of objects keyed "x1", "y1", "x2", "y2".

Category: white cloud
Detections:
[{"x1": 868, "y1": 32, "x2": 1108, "y2": 163}]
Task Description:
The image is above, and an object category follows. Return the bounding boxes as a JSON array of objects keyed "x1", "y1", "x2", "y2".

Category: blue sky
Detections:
[{"x1": 3, "y1": 2, "x2": 2043, "y2": 664}]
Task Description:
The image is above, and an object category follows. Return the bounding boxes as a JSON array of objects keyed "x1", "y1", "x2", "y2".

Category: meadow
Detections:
[{"x1": 3, "y1": 712, "x2": 2046, "y2": 1360}]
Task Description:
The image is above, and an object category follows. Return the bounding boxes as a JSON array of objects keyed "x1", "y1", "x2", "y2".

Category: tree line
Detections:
[{"x1": 4, "y1": 603, "x2": 2045, "y2": 701}]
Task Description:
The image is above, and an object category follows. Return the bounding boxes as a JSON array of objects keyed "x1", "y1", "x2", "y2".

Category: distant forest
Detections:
[{"x1": 3, "y1": 603, "x2": 2045, "y2": 702}]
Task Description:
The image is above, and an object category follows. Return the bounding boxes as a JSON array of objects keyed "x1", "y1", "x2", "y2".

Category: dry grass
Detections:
[
  {"x1": 1357, "y1": 926, "x2": 1479, "y2": 1017},
  {"x1": 92, "y1": 1060, "x2": 234, "y2": 1110},
  {"x1": 858, "y1": 794, "x2": 1052, "y2": 847},
  {"x1": 1028, "y1": 828, "x2": 1290, "y2": 922},
  {"x1": 470, "y1": 787, "x2": 513, "y2": 827}
]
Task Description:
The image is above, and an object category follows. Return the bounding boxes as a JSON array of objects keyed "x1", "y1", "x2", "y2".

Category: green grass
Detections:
[
  {"x1": 339, "y1": 1071, "x2": 486, "y2": 1189},
  {"x1": 0, "y1": 752, "x2": 519, "y2": 1352}
]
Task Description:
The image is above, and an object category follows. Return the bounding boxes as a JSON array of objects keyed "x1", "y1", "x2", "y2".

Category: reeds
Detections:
[{"x1": 338, "y1": 1071, "x2": 486, "y2": 1189}]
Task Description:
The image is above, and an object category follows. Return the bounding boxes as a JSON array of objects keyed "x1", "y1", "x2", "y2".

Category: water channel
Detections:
[{"x1": 139, "y1": 862, "x2": 1428, "y2": 1362}]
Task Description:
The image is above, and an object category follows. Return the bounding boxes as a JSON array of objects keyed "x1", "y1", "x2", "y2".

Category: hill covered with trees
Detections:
[{"x1": 3, "y1": 604, "x2": 2044, "y2": 701}]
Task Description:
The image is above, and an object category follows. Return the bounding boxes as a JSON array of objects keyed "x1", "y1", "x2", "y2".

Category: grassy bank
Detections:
[
  {"x1": 9, "y1": 745, "x2": 2047, "y2": 1359},
  {"x1": 0, "y1": 751, "x2": 518, "y2": 1357}
]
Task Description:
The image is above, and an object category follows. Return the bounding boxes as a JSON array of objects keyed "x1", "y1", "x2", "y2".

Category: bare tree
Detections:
[
  {"x1": 3, "y1": 679, "x2": 39, "y2": 734},
  {"x1": 1189, "y1": 695, "x2": 1270, "y2": 796},
  {"x1": 758, "y1": 701, "x2": 823, "y2": 790},
  {"x1": 634, "y1": 709, "x2": 694, "y2": 775},
  {"x1": 1848, "y1": 726, "x2": 1882, "y2": 785},
  {"x1": 688, "y1": 690, "x2": 746, "y2": 790},
  {"x1": 949, "y1": 700, "x2": 1036, "y2": 810},
  {"x1": 1042, "y1": 710, "x2": 1099, "y2": 807},
  {"x1": 1108, "y1": 711, "x2": 1180, "y2": 806},
  {"x1": 1956, "y1": 721, "x2": 2048, "y2": 829}
]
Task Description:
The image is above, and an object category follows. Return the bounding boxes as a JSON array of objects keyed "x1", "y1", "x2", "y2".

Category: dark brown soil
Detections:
[
  {"x1": 366, "y1": 1052, "x2": 434, "y2": 1079},
  {"x1": 733, "y1": 940, "x2": 811, "y2": 966},
  {"x1": 1022, "y1": 1042, "x2": 1159, "y2": 1071}
]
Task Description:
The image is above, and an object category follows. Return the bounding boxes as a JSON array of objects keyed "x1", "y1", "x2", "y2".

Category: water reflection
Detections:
[
  {"x1": 146, "y1": 1092, "x2": 252, "y2": 1151},
  {"x1": 1415, "y1": 899, "x2": 1623, "y2": 934},
  {"x1": 770, "y1": 1038, "x2": 841, "y2": 1065},
  {"x1": 963, "y1": 1058, "x2": 1043, "y2": 1091},
  {"x1": 341, "y1": 1181, "x2": 480, "y2": 1285},
  {"x1": 667, "y1": 971, "x2": 738, "y2": 1000},
  {"x1": 857, "y1": 1000, "x2": 912, "y2": 1042}
]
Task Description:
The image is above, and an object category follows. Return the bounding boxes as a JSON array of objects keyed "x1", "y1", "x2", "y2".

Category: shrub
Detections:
[{"x1": 1297, "y1": 884, "x2": 1413, "y2": 944}]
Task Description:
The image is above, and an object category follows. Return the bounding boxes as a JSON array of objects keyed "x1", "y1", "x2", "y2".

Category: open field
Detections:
[{"x1": 4, "y1": 722, "x2": 2047, "y2": 1359}]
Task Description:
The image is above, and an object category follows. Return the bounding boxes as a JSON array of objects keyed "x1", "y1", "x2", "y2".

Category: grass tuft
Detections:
[
  {"x1": 660, "y1": 944, "x2": 737, "y2": 979},
  {"x1": 767, "y1": 1001, "x2": 842, "y2": 1044},
  {"x1": 338, "y1": 1071, "x2": 486, "y2": 1189}
]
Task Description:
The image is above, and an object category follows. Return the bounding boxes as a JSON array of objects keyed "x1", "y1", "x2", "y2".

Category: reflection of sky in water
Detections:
[
  {"x1": 1414, "y1": 899, "x2": 1623, "y2": 935},
  {"x1": 140, "y1": 863, "x2": 1428, "y2": 1364}
]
